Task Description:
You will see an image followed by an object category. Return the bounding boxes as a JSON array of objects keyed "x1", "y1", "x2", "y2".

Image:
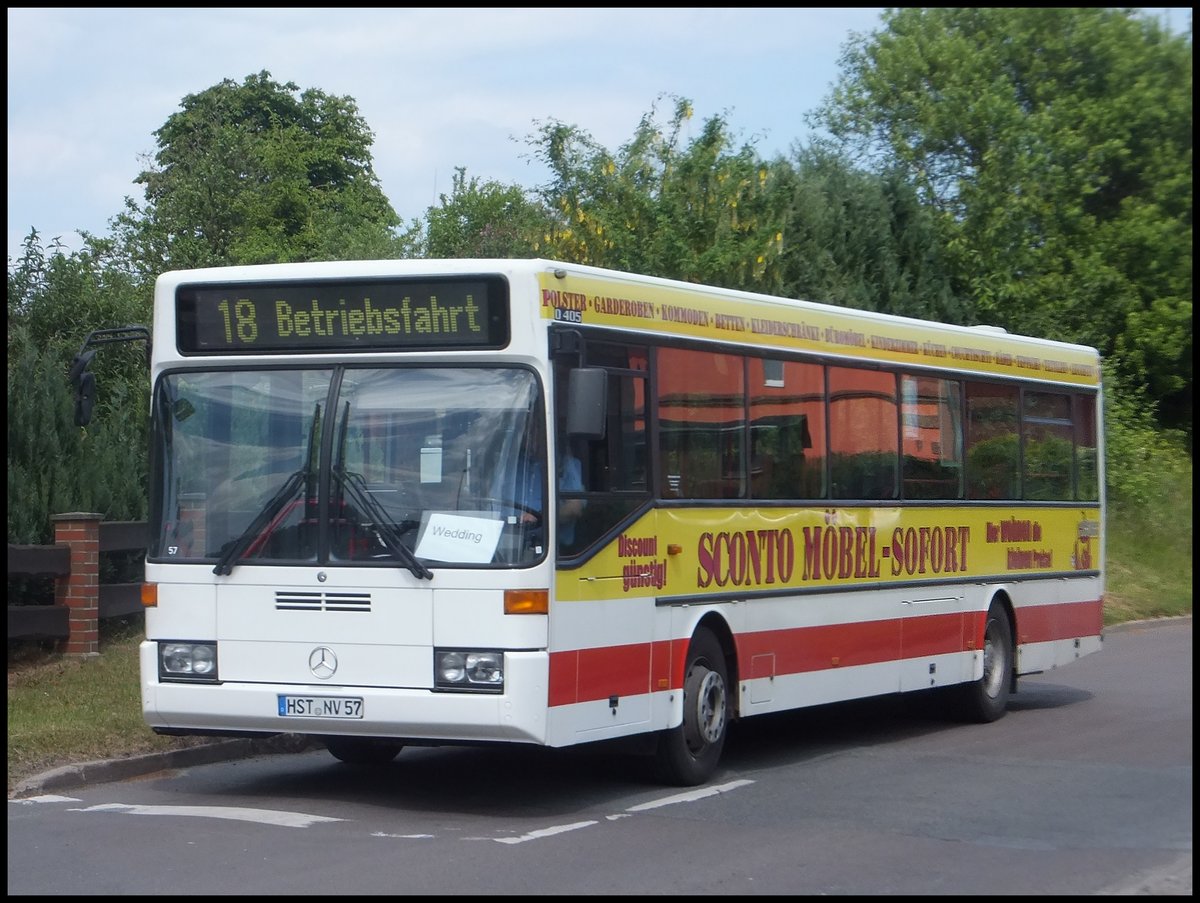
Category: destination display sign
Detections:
[{"x1": 176, "y1": 276, "x2": 509, "y2": 353}]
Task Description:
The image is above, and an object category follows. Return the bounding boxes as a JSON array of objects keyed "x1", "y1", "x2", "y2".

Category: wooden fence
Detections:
[{"x1": 8, "y1": 513, "x2": 147, "y2": 656}]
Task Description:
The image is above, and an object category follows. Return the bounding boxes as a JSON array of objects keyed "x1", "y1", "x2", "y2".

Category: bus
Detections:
[{"x1": 83, "y1": 258, "x2": 1105, "y2": 786}]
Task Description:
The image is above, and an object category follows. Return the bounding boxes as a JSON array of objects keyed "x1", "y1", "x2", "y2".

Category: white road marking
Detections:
[
  {"x1": 70, "y1": 802, "x2": 343, "y2": 828},
  {"x1": 371, "y1": 832, "x2": 435, "y2": 839},
  {"x1": 42, "y1": 778, "x2": 755, "y2": 842},
  {"x1": 493, "y1": 820, "x2": 599, "y2": 844},
  {"x1": 624, "y1": 779, "x2": 755, "y2": 812},
  {"x1": 488, "y1": 779, "x2": 755, "y2": 844}
]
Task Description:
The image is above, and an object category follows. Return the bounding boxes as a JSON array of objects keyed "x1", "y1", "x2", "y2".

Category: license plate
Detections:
[{"x1": 278, "y1": 695, "x2": 363, "y2": 719}]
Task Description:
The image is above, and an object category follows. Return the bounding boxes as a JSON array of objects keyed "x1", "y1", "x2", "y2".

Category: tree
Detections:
[
  {"x1": 527, "y1": 96, "x2": 790, "y2": 292},
  {"x1": 776, "y1": 144, "x2": 961, "y2": 323},
  {"x1": 107, "y1": 70, "x2": 408, "y2": 275},
  {"x1": 7, "y1": 233, "x2": 149, "y2": 544},
  {"x1": 813, "y1": 8, "x2": 1192, "y2": 435},
  {"x1": 421, "y1": 167, "x2": 549, "y2": 258},
  {"x1": 521, "y1": 96, "x2": 957, "y2": 320}
]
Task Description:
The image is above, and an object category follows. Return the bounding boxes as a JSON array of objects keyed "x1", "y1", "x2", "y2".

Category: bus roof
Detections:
[{"x1": 155, "y1": 258, "x2": 1102, "y2": 387}]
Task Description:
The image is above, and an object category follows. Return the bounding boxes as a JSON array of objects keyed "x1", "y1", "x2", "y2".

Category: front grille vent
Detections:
[{"x1": 275, "y1": 591, "x2": 371, "y2": 613}]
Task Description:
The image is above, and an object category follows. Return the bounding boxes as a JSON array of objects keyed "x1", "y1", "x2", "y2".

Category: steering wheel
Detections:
[{"x1": 479, "y1": 496, "x2": 541, "y2": 525}]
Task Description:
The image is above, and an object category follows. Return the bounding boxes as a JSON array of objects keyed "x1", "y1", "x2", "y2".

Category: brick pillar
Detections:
[{"x1": 52, "y1": 512, "x2": 104, "y2": 657}]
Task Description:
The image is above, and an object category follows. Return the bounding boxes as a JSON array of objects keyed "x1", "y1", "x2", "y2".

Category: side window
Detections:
[
  {"x1": 828, "y1": 367, "x2": 898, "y2": 500},
  {"x1": 553, "y1": 342, "x2": 649, "y2": 556},
  {"x1": 597, "y1": 373, "x2": 648, "y2": 492},
  {"x1": 748, "y1": 358, "x2": 826, "y2": 499},
  {"x1": 966, "y1": 382, "x2": 1019, "y2": 499},
  {"x1": 1022, "y1": 391, "x2": 1073, "y2": 500},
  {"x1": 901, "y1": 375, "x2": 963, "y2": 500},
  {"x1": 1074, "y1": 394, "x2": 1099, "y2": 501},
  {"x1": 658, "y1": 347, "x2": 745, "y2": 500}
]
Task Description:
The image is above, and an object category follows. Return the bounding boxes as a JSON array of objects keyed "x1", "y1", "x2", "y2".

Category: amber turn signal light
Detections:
[{"x1": 504, "y1": 589, "x2": 548, "y2": 615}]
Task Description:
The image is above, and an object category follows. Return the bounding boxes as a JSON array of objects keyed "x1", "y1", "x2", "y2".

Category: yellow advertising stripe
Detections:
[
  {"x1": 536, "y1": 272, "x2": 1101, "y2": 387},
  {"x1": 555, "y1": 505, "x2": 1102, "y2": 603}
]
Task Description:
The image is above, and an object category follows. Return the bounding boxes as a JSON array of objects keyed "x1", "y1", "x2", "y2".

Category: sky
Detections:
[{"x1": 6, "y1": 8, "x2": 1192, "y2": 265}]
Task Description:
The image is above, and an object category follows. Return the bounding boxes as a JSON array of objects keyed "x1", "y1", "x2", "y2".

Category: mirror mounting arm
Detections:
[{"x1": 68, "y1": 325, "x2": 151, "y2": 426}]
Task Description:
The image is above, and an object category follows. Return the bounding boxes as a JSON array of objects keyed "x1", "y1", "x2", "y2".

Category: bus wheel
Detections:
[
  {"x1": 953, "y1": 603, "x2": 1013, "y2": 723},
  {"x1": 654, "y1": 629, "x2": 729, "y2": 786},
  {"x1": 323, "y1": 736, "x2": 404, "y2": 765}
]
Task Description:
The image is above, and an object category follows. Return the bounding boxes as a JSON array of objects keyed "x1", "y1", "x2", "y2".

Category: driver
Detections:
[
  {"x1": 513, "y1": 448, "x2": 584, "y2": 527},
  {"x1": 499, "y1": 422, "x2": 585, "y2": 548},
  {"x1": 487, "y1": 423, "x2": 543, "y2": 527}
]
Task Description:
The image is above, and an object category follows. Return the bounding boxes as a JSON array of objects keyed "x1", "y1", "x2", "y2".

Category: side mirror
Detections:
[
  {"x1": 64, "y1": 326, "x2": 151, "y2": 428},
  {"x1": 74, "y1": 371, "x2": 96, "y2": 427},
  {"x1": 68, "y1": 350, "x2": 98, "y2": 427},
  {"x1": 566, "y1": 368, "x2": 607, "y2": 439}
]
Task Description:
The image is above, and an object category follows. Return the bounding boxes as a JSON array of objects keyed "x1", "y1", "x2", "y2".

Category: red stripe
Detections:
[
  {"x1": 548, "y1": 640, "x2": 675, "y2": 707},
  {"x1": 547, "y1": 599, "x2": 1102, "y2": 707},
  {"x1": 902, "y1": 612, "x2": 966, "y2": 658},
  {"x1": 547, "y1": 649, "x2": 578, "y2": 707},
  {"x1": 736, "y1": 619, "x2": 904, "y2": 673},
  {"x1": 1014, "y1": 598, "x2": 1103, "y2": 644}
]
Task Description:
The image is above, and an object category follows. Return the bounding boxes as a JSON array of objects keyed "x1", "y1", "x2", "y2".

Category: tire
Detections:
[
  {"x1": 654, "y1": 629, "x2": 730, "y2": 786},
  {"x1": 952, "y1": 603, "x2": 1014, "y2": 723},
  {"x1": 323, "y1": 736, "x2": 404, "y2": 765}
]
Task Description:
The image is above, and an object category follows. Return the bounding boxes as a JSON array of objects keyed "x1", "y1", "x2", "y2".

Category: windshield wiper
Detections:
[
  {"x1": 212, "y1": 469, "x2": 306, "y2": 576},
  {"x1": 213, "y1": 401, "x2": 321, "y2": 577},
  {"x1": 333, "y1": 468, "x2": 433, "y2": 580}
]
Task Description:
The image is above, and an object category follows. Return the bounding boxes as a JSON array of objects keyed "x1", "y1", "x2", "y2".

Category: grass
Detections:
[
  {"x1": 8, "y1": 469, "x2": 1193, "y2": 795},
  {"x1": 7, "y1": 619, "x2": 215, "y2": 794},
  {"x1": 1102, "y1": 493, "x2": 1194, "y2": 624}
]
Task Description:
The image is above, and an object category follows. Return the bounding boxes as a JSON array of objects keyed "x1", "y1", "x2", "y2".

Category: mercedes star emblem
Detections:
[{"x1": 308, "y1": 646, "x2": 337, "y2": 680}]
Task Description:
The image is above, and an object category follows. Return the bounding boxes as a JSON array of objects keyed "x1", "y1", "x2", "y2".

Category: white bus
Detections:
[{"x1": 106, "y1": 258, "x2": 1103, "y2": 785}]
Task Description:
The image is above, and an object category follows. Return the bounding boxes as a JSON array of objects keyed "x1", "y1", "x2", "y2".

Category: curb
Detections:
[
  {"x1": 10, "y1": 733, "x2": 320, "y2": 799},
  {"x1": 1104, "y1": 613, "x2": 1191, "y2": 633}
]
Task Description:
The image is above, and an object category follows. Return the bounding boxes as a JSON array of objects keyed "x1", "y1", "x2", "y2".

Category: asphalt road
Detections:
[{"x1": 8, "y1": 617, "x2": 1191, "y2": 895}]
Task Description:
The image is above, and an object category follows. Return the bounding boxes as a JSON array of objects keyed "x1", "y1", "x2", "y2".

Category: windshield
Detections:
[{"x1": 150, "y1": 366, "x2": 546, "y2": 570}]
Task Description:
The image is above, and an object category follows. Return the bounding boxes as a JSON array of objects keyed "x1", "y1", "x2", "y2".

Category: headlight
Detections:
[
  {"x1": 438, "y1": 651, "x2": 467, "y2": 683},
  {"x1": 434, "y1": 648, "x2": 504, "y2": 692},
  {"x1": 159, "y1": 641, "x2": 219, "y2": 682}
]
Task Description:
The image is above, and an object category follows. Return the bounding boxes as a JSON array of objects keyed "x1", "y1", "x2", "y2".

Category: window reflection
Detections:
[
  {"x1": 902, "y1": 375, "x2": 963, "y2": 500},
  {"x1": 829, "y1": 367, "x2": 898, "y2": 500},
  {"x1": 748, "y1": 358, "x2": 826, "y2": 499},
  {"x1": 658, "y1": 348, "x2": 745, "y2": 499},
  {"x1": 966, "y1": 383, "x2": 1020, "y2": 500}
]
